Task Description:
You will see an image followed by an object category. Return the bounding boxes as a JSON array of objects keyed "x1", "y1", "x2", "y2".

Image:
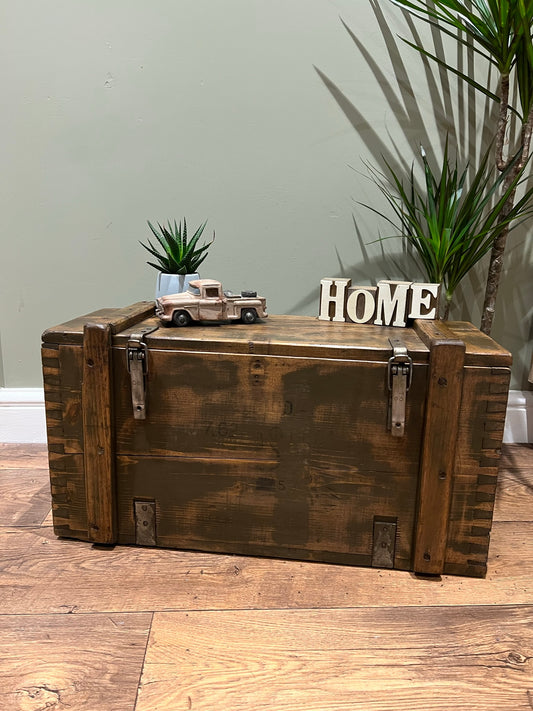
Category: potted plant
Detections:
[
  {"x1": 140, "y1": 218, "x2": 215, "y2": 298},
  {"x1": 387, "y1": 0, "x2": 533, "y2": 334},
  {"x1": 363, "y1": 140, "x2": 533, "y2": 318}
]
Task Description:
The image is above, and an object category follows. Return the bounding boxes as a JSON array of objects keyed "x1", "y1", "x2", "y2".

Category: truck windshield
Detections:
[{"x1": 188, "y1": 286, "x2": 200, "y2": 295}]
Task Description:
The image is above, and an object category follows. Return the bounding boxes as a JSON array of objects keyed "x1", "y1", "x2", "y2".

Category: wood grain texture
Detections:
[
  {"x1": 500, "y1": 444, "x2": 533, "y2": 469},
  {"x1": 494, "y1": 467, "x2": 533, "y2": 521},
  {"x1": 42, "y1": 310, "x2": 512, "y2": 578},
  {"x1": 0, "y1": 469, "x2": 50, "y2": 527},
  {"x1": 444, "y1": 366, "x2": 512, "y2": 577},
  {"x1": 415, "y1": 319, "x2": 512, "y2": 367},
  {"x1": 41, "y1": 301, "x2": 155, "y2": 344},
  {"x1": 1, "y1": 443, "x2": 531, "y2": 711},
  {"x1": 1, "y1": 521, "x2": 532, "y2": 615},
  {"x1": 413, "y1": 337, "x2": 465, "y2": 574},
  {"x1": 82, "y1": 323, "x2": 116, "y2": 543},
  {"x1": 121, "y1": 314, "x2": 433, "y2": 362},
  {"x1": 0, "y1": 613, "x2": 151, "y2": 711},
  {"x1": 0, "y1": 444, "x2": 49, "y2": 470},
  {"x1": 136, "y1": 606, "x2": 533, "y2": 711}
]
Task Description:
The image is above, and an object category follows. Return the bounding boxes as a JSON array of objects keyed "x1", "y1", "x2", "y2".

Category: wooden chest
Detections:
[{"x1": 42, "y1": 304, "x2": 511, "y2": 577}]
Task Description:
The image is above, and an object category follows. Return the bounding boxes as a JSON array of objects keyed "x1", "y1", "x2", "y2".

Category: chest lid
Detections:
[{"x1": 42, "y1": 302, "x2": 512, "y2": 367}]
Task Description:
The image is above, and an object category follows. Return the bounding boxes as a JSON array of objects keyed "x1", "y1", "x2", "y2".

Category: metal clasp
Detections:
[
  {"x1": 387, "y1": 337, "x2": 412, "y2": 437},
  {"x1": 127, "y1": 326, "x2": 158, "y2": 420}
]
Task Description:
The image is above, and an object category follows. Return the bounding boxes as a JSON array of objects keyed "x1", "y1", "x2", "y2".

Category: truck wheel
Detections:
[
  {"x1": 173, "y1": 310, "x2": 192, "y2": 327},
  {"x1": 241, "y1": 308, "x2": 257, "y2": 324}
]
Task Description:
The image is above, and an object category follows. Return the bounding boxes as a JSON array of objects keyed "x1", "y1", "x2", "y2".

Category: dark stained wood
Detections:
[
  {"x1": 0, "y1": 468, "x2": 50, "y2": 526},
  {"x1": 114, "y1": 349, "x2": 427, "y2": 465},
  {"x1": 116, "y1": 314, "x2": 431, "y2": 362},
  {"x1": 415, "y1": 319, "x2": 512, "y2": 367},
  {"x1": 115, "y1": 454, "x2": 417, "y2": 569},
  {"x1": 0, "y1": 613, "x2": 151, "y2": 711},
  {"x1": 137, "y1": 606, "x2": 533, "y2": 711},
  {"x1": 42, "y1": 308, "x2": 512, "y2": 578},
  {"x1": 41, "y1": 301, "x2": 155, "y2": 344},
  {"x1": 82, "y1": 323, "x2": 116, "y2": 544},
  {"x1": 444, "y1": 365, "x2": 512, "y2": 577},
  {"x1": 413, "y1": 335, "x2": 465, "y2": 574}
]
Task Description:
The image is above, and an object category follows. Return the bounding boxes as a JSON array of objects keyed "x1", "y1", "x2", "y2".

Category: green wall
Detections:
[{"x1": 1, "y1": 0, "x2": 531, "y2": 388}]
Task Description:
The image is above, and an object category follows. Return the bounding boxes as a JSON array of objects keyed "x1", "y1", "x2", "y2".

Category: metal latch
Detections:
[
  {"x1": 127, "y1": 326, "x2": 158, "y2": 420},
  {"x1": 387, "y1": 337, "x2": 412, "y2": 437}
]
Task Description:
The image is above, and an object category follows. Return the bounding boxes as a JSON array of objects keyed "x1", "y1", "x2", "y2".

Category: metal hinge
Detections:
[
  {"x1": 134, "y1": 500, "x2": 157, "y2": 546},
  {"x1": 127, "y1": 326, "x2": 158, "y2": 420},
  {"x1": 387, "y1": 337, "x2": 412, "y2": 437},
  {"x1": 371, "y1": 518, "x2": 397, "y2": 568}
]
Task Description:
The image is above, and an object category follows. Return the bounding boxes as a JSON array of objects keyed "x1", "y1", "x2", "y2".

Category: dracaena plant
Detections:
[
  {"x1": 388, "y1": 0, "x2": 533, "y2": 332},
  {"x1": 141, "y1": 219, "x2": 215, "y2": 275},
  {"x1": 362, "y1": 141, "x2": 533, "y2": 319}
]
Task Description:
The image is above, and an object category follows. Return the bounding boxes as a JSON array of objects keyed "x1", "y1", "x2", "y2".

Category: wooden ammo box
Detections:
[{"x1": 42, "y1": 303, "x2": 511, "y2": 578}]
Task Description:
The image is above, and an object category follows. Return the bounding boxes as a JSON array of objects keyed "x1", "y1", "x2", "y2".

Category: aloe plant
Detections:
[
  {"x1": 141, "y1": 219, "x2": 214, "y2": 275},
  {"x1": 388, "y1": 0, "x2": 533, "y2": 332},
  {"x1": 363, "y1": 142, "x2": 533, "y2": 318}
]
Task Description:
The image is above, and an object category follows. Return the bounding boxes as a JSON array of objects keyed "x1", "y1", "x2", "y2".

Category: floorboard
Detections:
[
  {"x1": 0, "y1": 469, "x2": 51, "y2": 527},
  {"x1": 0, "y1": 442, "x2": 531, "y2": 711},
  {"x1": 0, "y1": 521, "x2": 532, "y2": 614},
  {"x1": 136, "y1": 606, "x2": 533, "y2": 711},
  {"x1": 0, "y1": 612, "x2": 152, "y2": 711}
]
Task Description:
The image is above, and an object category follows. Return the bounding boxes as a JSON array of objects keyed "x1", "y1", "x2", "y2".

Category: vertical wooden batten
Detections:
[
  {"x1": 413, "y1": 321, "x2": 466, "y2": 575},
  {"x1": 82, "y1": 322, "x2": 116, "y2": 544}
]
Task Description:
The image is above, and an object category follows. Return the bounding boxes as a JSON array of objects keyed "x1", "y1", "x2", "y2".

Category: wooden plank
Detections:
[
  {"x1": 0, "y1": 444, "x2": 49, "y2": 470},
  {"x1": 443, "y1": 321, "x2": 512, "y2": 367},
  {"x1": 415, "y1": 320, "x2": 512, "y2": 367},
  {"x1": 444, "y1": 366, "x2": 511, "y2": 576},
  {"x1": 1, "y1": 521, "x2": 533, "y2": 614},
  {"x1": 494, "y1": 467, "x2": 533, "y2": 522},
  {"x1": 136, "y1": 606, "x2": 533, "y2": 711},
  {"x1": 115, "y1": 453, "x2": 418, "y2": 569},
  {"x1": 500, "y1": 444, "x2": 533, "y2": 469},
  {"x1": 413, "y1": 334, "x2": 465, "y2": 574},
  {"x1": 41, "y1": 301, "x2": 155, "y2": 344},
  {"x1": 0, "y1": 612, "x2": 151, "y2": 711},
  {"x1": 114, "y1": 350, "x2": 427, "y2": 469},
  {"x1": 82, "y1": 323, "x2": 116, "y2": 544},
  {"x1": 0, "y1": 469, "x2": 51, "y2": 527},
  {"x1": 114, "y1": 314, "x2": 431, "y2": 361}
]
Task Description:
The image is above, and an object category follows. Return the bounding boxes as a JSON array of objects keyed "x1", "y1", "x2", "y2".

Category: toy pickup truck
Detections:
[{"x1": 155, "y1": 279, "x2": 268, "y2": 326}]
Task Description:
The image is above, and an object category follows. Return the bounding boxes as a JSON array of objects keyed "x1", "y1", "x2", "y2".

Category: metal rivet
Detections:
[
  {"x1": 439, "y1": 471, "x2": 447, "y2": 480},
  {"x1": 438, "y1": 377, "x2": 447, "y2": 386}
]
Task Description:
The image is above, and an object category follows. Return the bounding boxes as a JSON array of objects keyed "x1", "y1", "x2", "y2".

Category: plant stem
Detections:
[
  {"x1": 443, "y1": 290, "x2": 453, "y2": 321},
  {"x1": 495, "y1": 75, "x2": 510, "y2": 171},
  {"x1": 481, "y1": 108, "x2": 533, "y2": 335}
]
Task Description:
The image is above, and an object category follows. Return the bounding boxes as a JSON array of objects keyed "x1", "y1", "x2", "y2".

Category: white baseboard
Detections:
[
  {"x1": 0, "y1": 388, "x2": 47, "y2": 444},
  {"x1": 503, "y1": 390, "x2": 533, "y2": 444},
  {"x1": 0, "y1": 387, "x2": 531, "y2": 445}
]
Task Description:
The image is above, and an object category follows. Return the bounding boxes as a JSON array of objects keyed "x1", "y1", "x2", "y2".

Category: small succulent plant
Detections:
[{"x1": 141, "y1": 219, "x2": 214, "y2": 275}]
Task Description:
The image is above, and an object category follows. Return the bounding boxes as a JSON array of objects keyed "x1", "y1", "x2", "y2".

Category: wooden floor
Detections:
[{"x1": 0, "y1": 444, "x2": 532, "y2": 711}]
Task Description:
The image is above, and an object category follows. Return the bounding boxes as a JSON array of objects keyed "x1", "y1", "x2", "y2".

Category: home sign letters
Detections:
[{"x1": 319, "y1": 278, "x2": 440, "y2": 328}]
